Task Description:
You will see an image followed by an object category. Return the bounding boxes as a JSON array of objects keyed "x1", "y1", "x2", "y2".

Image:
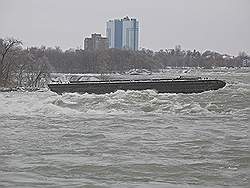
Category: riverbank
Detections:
[{"x1": 0, "y1": 87, "x2": 41, "y2": 92}]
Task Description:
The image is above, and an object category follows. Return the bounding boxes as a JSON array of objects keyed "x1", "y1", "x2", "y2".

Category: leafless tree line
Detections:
[
  {"x1": 43, "y1": 45, "x2": 248, "y2": 74},
  {"x1": 0, "y1": 38, "x2": 50, "y2": 88}
]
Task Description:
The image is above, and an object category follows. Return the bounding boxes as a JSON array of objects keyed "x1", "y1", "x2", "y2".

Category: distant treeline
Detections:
[
  {"x1": 38, "y1": 45, "x2": 249, "y2": 73},
  {"x1": 0, "y1": 38, "x2": 249, "y2": 87}
]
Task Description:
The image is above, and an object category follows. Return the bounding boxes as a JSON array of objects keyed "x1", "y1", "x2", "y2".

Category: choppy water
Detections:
[{"x1": 0, "y1": 68, "x2": 249, "y2": 188}]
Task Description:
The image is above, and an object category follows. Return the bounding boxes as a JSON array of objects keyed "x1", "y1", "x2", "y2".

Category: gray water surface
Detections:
[{"x1": 0, "y1": 68, "x2": 249, "y2": 187}]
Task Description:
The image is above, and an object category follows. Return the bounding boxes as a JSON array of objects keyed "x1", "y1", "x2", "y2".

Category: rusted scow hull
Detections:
[{"x1": 48, "y1": 79, "x2": 226, "y2": 95}]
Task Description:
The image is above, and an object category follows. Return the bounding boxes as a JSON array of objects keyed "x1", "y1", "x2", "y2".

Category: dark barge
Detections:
[{"x1": 48, "y1": 77, "x2": 226, "y2": 95}]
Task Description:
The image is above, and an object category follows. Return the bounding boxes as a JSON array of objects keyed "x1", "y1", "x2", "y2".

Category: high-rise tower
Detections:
[{"x1": 106, "y1": 16, "x2": 139, "y2": 51}]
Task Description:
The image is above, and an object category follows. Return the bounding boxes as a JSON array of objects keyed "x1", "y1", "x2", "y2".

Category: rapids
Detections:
[{"x1": 0, "y1": 68, "x2": 249, "y2": 187}]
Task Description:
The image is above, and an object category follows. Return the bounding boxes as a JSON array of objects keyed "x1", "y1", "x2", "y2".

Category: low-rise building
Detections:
[
  {"x1": 84, "y1": 33, "x2": 108, "y2": 51},
  {"x1": 242, "y1": 58, "x2": 250, "y2": 67}
]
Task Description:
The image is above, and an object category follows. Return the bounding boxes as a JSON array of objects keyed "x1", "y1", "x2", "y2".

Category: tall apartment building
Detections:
[
  {"x1": 106, "y1": 16, "x2": 139, "y2": 51},
  {"x1": 84, "y1": 33, "x2": 108, "y2": 51}
]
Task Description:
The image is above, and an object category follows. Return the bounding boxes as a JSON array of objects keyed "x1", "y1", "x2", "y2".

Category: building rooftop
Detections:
[{"x1": 108, "y1": 16, "x2": 137, "y2": 22}]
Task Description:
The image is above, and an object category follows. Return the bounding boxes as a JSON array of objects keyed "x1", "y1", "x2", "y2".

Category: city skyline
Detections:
[{"x1": 0, "y1": 0, "x2": 250, "y2": 55}]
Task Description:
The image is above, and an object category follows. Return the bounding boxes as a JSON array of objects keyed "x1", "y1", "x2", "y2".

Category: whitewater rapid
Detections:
[{"x1": 0, "y1": 68, "x2": 249, "y2": 187}]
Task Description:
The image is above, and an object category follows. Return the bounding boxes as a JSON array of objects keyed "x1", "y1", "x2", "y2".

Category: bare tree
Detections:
[
  {"x1": 0, "y1": 38, "x2": 22, "y2": 86},
  {"x1": 20, "y1": 54, "x2": 50, "y2": 88}
]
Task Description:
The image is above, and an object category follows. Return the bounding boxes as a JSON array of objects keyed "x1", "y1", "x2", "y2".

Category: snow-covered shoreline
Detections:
[{"x1": 0, "y1": 87, "x2": 42, "y2": 93}]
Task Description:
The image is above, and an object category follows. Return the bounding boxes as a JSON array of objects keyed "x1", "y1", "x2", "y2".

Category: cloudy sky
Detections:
[{"x1": 0, "y1": 0, "x2": 249, "y2": 55}]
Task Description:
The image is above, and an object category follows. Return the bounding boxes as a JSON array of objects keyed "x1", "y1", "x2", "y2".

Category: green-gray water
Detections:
[{"x1": 0, "y1": 68, "x2": 249, "y2": 187}]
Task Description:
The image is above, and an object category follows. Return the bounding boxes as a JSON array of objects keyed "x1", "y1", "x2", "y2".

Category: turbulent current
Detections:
[{"x1": 0, "y1": 68, "x2": 249, "y2": 188}]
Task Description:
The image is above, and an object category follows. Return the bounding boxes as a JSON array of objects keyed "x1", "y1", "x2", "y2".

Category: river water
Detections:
[{"x1": 0, "y1": 68, "x2": 249, "y2": 188}]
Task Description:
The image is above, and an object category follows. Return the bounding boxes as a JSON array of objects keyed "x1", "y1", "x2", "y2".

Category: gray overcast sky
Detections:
[{"x1": 0, "y1": 0, "x2": 249, "y2": 55}]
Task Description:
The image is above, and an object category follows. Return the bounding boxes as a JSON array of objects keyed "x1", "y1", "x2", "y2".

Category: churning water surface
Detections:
[{"x1": 0, "y1": 68, "x2": 249, "y2": 188}]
